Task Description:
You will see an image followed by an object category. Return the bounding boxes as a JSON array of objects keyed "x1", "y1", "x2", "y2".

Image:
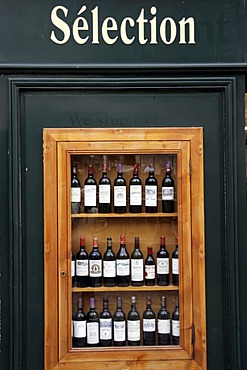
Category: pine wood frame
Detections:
[{"x1": 43, "y1": 127, "x2": 206, "y2": 369}]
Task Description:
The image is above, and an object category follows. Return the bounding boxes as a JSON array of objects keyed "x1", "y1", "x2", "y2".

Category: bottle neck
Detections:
[{"x1": 117, "y1": 297, "x2": 122, "y2": 310}]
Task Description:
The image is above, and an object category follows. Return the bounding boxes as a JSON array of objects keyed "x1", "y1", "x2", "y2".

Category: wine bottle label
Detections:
[
  {"x1": 172, "y1": 320, "x2": 180, "y2": 337},
  {"x1": 158, "y1": 319, "x2": 170, "y2": 334},
  {"x1": 76, "y1": 260, "x2": 89, "y2": 276},
  {"x1": 73, "y1": 320, "x2": 86, "y2": 338},
  {"x1": 157, "y1": 257, "x2": 169, "y2": 274},
  {"x1": 71, "y1": 260, "x2": 75, "y2": 277},
  {"x1": 130, "y1": 185, "x2": 142, "y2": 205},
  {"x1": 103, "y1": 260, "x2": 116, "y2": 277},
  {"x1": 172, "y1": 258, "x2": 179, "y2": 274},
  {"x1": 71, "y1": 188, "x2": 81, "y2": 202},
  {"x1": 89, "y1": 260, "x2": 102, "y2": 277},
  {"x1": 114, "y1": 321, "x2": 126, "y2": 342},
  {"x1": 84, "y1": 185, "x2": 96, "y2": 206},
  {"x1": 145, "y1": 185, "x2": 157, "y2": 207},
  {"x1": 116, "y1": 259, "x2": 130, "y2": 276},
  {"x1": 114, "y1": 186, "x2": 126, "y2": 206},
  {"x1": 87, "y1": 322, "x2": 99, "y2": 344},
  {"x1": 127, "y1": 320, "x2": 140, "y2": 341},
  {"x1": 100, "y1": 318, "x2": 112, "y2": 340},
  {"x1": 162, "y1": 186, "x2": 174, "y2": 200},
  {"x1": 99, "y1": 184, "x2": 111, "y2": 204},
  {"x1": 143, "y1": 318, "x2": 156, "y2": 332},
  {"x1": 131, "y1": 259, "x2": 144, "y2": 281},
  {"x1": 145, "y1": 265, "x2": 155, "y2": 279}
]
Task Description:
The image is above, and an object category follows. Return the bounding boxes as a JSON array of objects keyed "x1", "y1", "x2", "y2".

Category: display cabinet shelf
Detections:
[
  {"x1": 72, "y1": 285, "x2": 179, "y2": 293},
  {"x1": 71, "y1": 212, "x2": 178, "y2": 218}
]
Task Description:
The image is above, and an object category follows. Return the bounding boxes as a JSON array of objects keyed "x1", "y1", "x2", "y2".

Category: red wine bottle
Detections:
[
  {"x1": 116, "y1": 234, "x2": 130, "y2": 287},
  {"x1": 114, "y1": 163, "x2": 126, "y2": 213},
  {"x1": 172, "y1": 241, "x2": 179, "y2": 286},
  {"x1": 113, "y1": 296, "x2": 126, "y2": 346},
  {"x1": 162, "y1": 161, "x2": 175, "y2": 213},
  {"x1": 129, "y1": 164, "x2": 142, "y2": 213},
  {"x1": 157, "y1": 296, "x2": 170, "y2": 345},
  {"x1": 84, "y1": 164, "x2": 97, "y2": 213},
  {"x1": 71, "y1": 163, "x2": 81, "y2": 214},
  {"x1": 86, "y1": 297, "x2": 99, "y2": 347},
  {"x1": 127, "y1": 296, "x2": 141, "y2": 346},
  {"x1": 71, "y1": 251, "x2": 75, "y2": 287},
  {"x1": 145, "y1": 164, "x2": 158, "y2": 213},
  {"x1": 131, "y1": 236, "x2": 144, "y2": 286},
  {"x1": 72, "y1": 297, "x2": 86, "y2": 347},
  {"x1": 144, "y1": 246, "x2": 155, "y2": 286},
  {"x1": 89, "y1": 237, "x2": 102, "y2": 287},
  {"x1": 172, "y1": 296, "x2": 180, "y2": 345},
  {"x1": 103, "y1": 237, "x2": 116, "y2": 287},
  {"x1": 99, "y1": 297, "x2": 112, "y2": 347},
  {"x1": 99, "y1": 161, "x2": 111, "y2": 213},
  {"x1": 157, "y1": 236, "x2": 169, "y2": 286},
  {"x1": 76, "y1": 236, "x2": 89, "y2": 287},
  {"x1": 143, "y1": 296, "x2": 156, "y2": 346}
]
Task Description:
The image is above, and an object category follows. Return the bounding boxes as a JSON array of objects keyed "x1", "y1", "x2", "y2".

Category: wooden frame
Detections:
[{"x1": 44, "y1": 127, "x2": 206, "y2": 369}]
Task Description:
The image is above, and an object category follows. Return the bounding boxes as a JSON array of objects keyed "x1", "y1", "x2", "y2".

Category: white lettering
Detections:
[
  {"x1": 91, "y1": 6, "x2": 99, "y2": 44},
  {"x1": 50, "y1": 6, "x2": 70, "y2": 44},
  {"x1": 160, "y1": 17, "x2": 177, "y2": 44},
  {"x1": 150, "y1": 6, "x2": 157, "y2": 44},
  {"x1": 73, "y1": 6, "x2": 89, "y2": 44},
  {"x1": 49, "y1": 5, "x2": 196, "y2": 47},
  {"x1": 136, "y1": 9, "x2": 148, "y2": 45},
  {"x1": 179, "y1": 17, "x2": 196, "y2": 44},
  {"x1": 102, "y1": 17, "x2": 118, "y2": 44},
  {"x1": 120, "y1": 17, "x2": 135, "y2": 45}
]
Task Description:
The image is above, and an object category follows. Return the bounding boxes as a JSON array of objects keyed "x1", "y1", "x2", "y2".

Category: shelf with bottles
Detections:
[
  {"x1": 71, "y1": 234, "x2": 179, "y2": 291},
  {"x1": 72, "y1": 292, "x2": 180, "y2": 348},
  {"x1": 71, "y1": 153, "x2": 177, "y2": 216}
]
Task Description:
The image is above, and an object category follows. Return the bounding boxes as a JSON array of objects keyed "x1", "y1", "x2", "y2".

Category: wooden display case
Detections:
[{"x1": 44, "y1": 127, "x2": 206, "y2": 369}]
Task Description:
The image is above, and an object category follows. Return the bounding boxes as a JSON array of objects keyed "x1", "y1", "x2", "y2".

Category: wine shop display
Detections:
[{"x1": 44, "y1": 128, "x2": 206, "y2": 369}]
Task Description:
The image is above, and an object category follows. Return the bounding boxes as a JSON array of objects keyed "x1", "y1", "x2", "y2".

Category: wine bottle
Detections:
[
  {"x1": 143, "y1": 296, "x2": 156, "y2": 346},
  {"x1": 144, "y1": 246, "x2": 155, "y2": 286},
  {"x1": 129, "y1": 164, "x2": 142, "y2": 213},
  {"x1": 113, "y1": 296, "x2": 126, "y2": 346},
  {"x1": 84, "y1": 164, "x2": 97, "y2": 213},
  {"x1": 131, "y1": 236, "x2": 144, "y2": 286},
  {"x1": 157, "y1": 236, "x2": 169, "y2": 286},
  {"x1": 162, "y1": 161, "x2": 175, "y2": 213},
  {"x1": 145, "y1": 163, "x2": 158, "y2": 213},
  {"x1": 127, "y1": 296, "x2": 141, "y2": 346},
  {"x1": 98, "y1": 161, "x2": 111, "y2": 213},
  {"x1": 114, "y1": 163, "x2": 126, "y2": 213},
  {"x1": 172, "y1": 241, "x2": 179, "y2": 286},
  {"x1": 103, "y1": 237, "x2": 116, "y2": 287},
  {"x1": 71, "y1": 251, "x2": 75, "y2": 287},
  {"x1": 99, "y1": 297, "x2": 112, "y2": 347},
  {"x1": 116, "y1": 234, "x2": 130, "y2": 287},
  {"x1": 172, "y1": 296, "x2": 180, "y2": 345},
  {"x1": 76, "y1": 236, "x2": 89, "y2": 288},
  {"x1": 86, "y1": 297, "x2": 99, "y2": 347},
  {"x1": 71, "y1": 163, "x2": 81, "y2": 214},
  {"x1": 72, "y1": 297, "x2": 86, "y2": 347},
  {"x1": 89, "y1": 237, "x2": 102, "y2": 287},
  {"x1": 157, "y1": 296, "x2": 170, "y2": 345}
]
